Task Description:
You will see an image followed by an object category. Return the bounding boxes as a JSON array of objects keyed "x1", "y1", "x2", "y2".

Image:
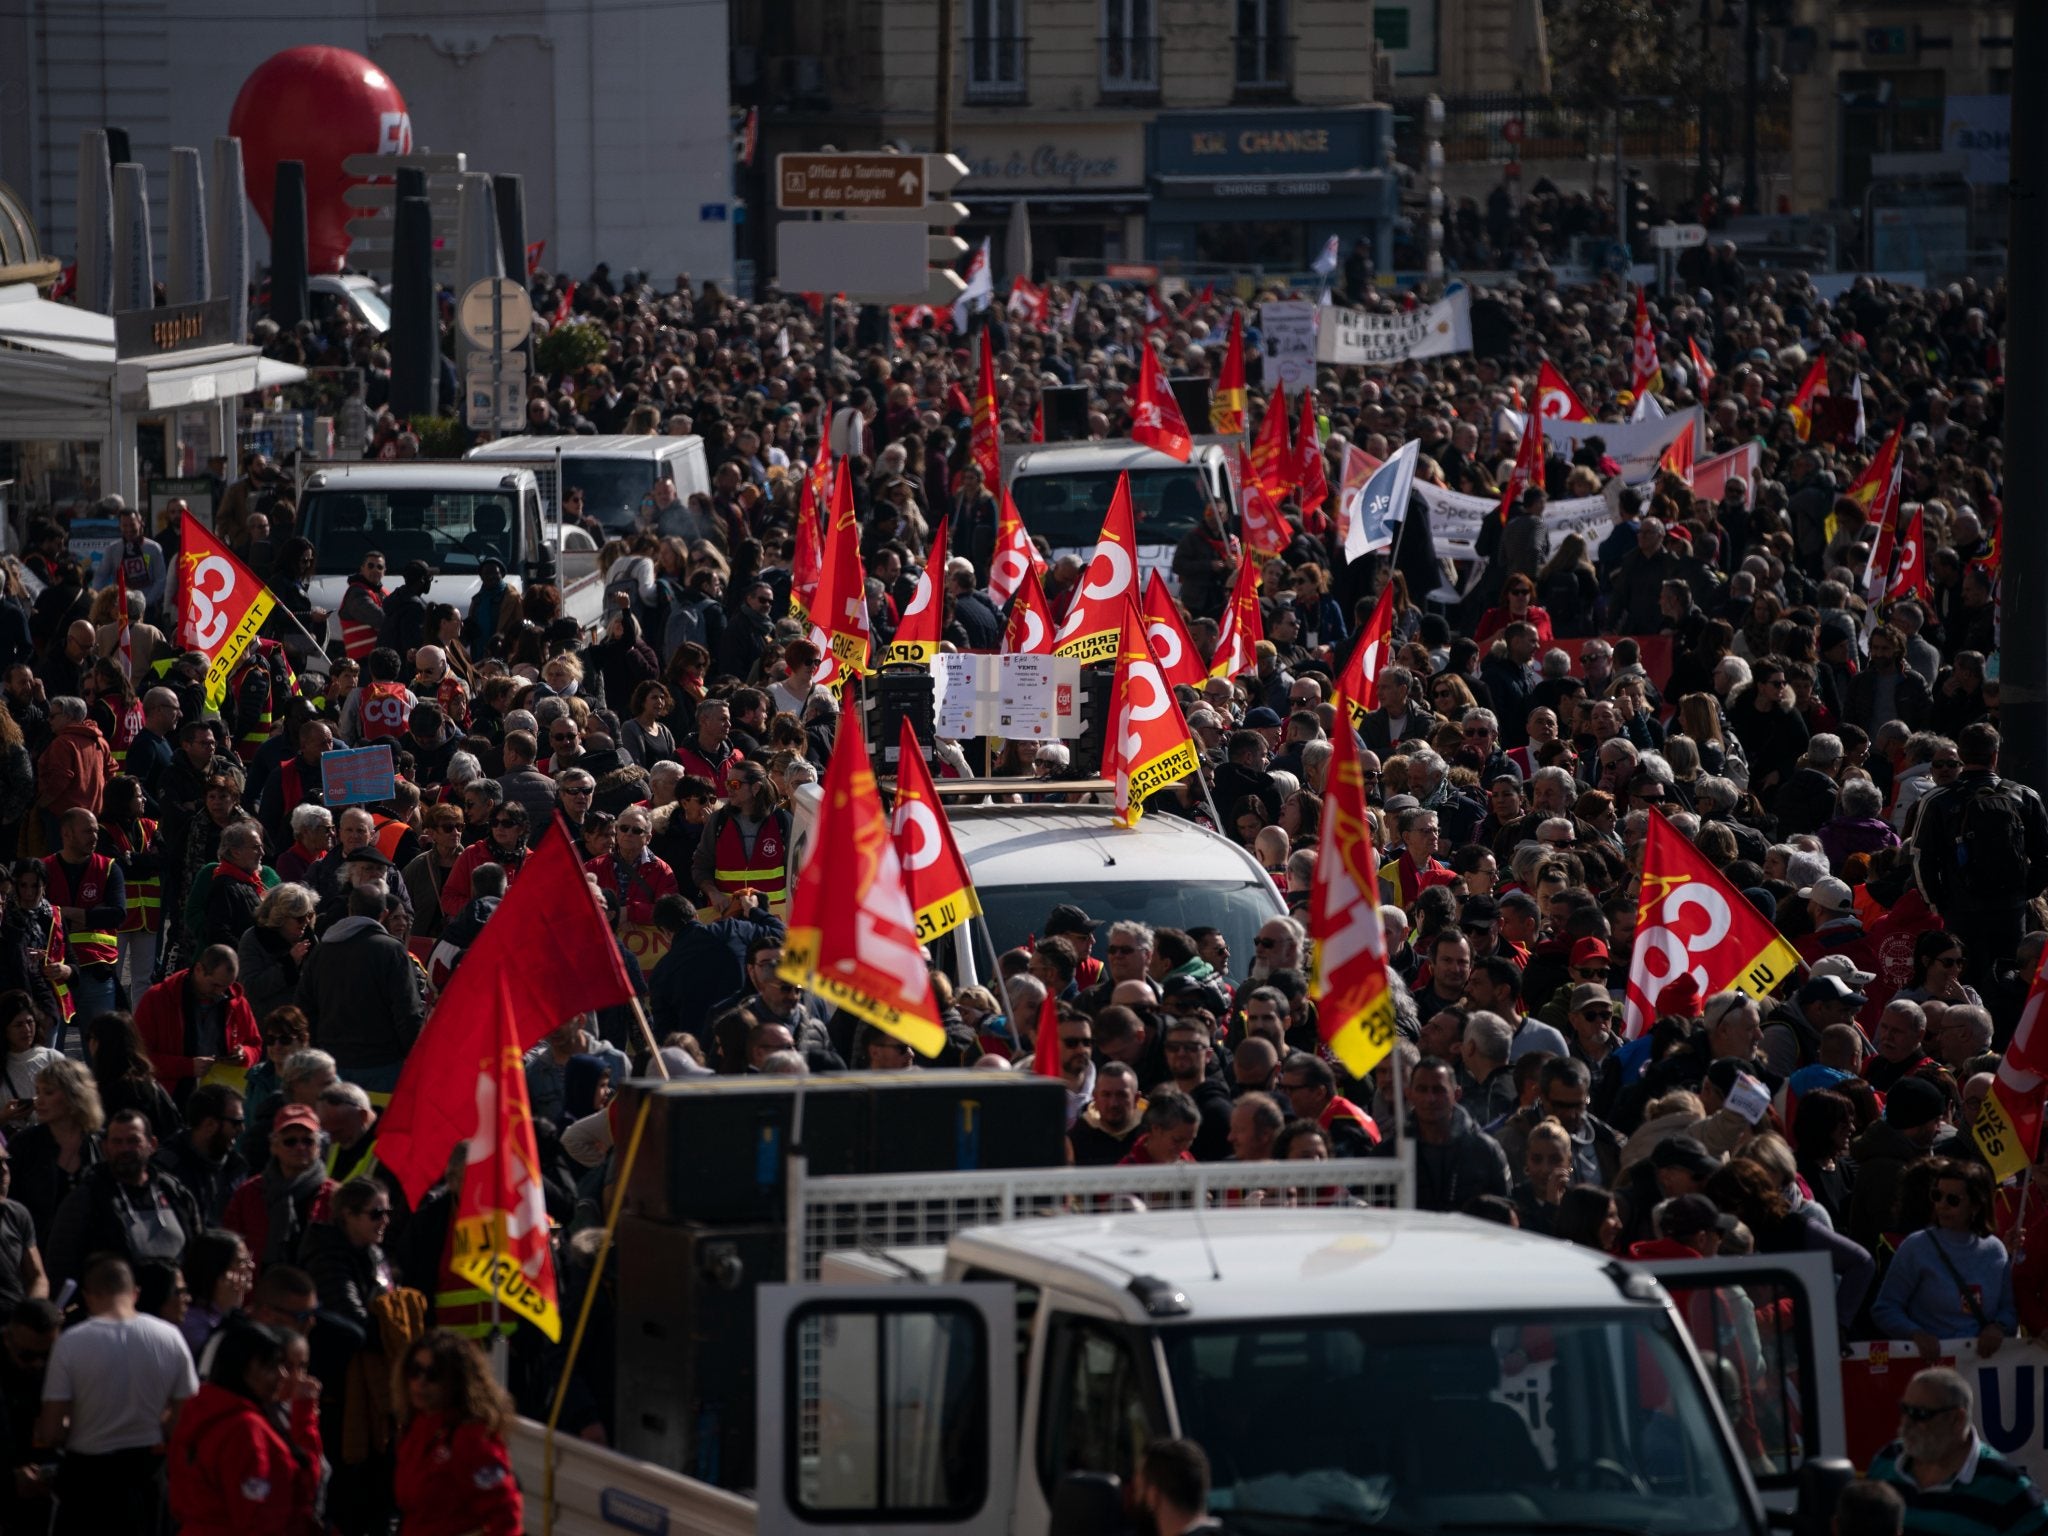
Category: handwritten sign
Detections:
[
  {"x1": 1259, "y1": 301, "x2": 1318, "y2": 393},
  {"x1": 321, "y1": 743, "x2": 397, "y2": 808}
]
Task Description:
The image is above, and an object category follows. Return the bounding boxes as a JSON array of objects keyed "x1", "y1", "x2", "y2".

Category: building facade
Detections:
[{"x1": 734, "y1": 0, "x2": 1391, "y2": 283}]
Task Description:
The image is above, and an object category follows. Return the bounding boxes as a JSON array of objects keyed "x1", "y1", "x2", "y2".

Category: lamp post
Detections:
[{"x1": 1425, "y1": 94, "x2": 1445, "y2": 284}]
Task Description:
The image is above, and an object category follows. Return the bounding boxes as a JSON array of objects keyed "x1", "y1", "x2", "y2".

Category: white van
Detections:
[
  {"x1": 1004, "y1": 439, "x2": 1235, "y2": 595},
  {"x1": 465, "y1": 432, "x2": 713, "y2": 538}
]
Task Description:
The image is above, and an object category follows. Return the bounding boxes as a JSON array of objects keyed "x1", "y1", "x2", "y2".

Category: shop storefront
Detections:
[
  {"x1": 1146, "y1": 106, "x2": 1397, "y2": 275},
  {"x1": 948, "y1": 122, "x2": 1149, "y2": 278}
]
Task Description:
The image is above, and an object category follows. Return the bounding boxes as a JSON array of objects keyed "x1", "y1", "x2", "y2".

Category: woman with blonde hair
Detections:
[{"x1": 10, "y1": 1057, "x2": 103, "y2": 1241}]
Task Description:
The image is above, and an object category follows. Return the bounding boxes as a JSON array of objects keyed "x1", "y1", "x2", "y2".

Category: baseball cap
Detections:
[
  {"x1": 1044, "y1": 903, "x2": 1097, "y2": 936},
  {"x1": 273, "y1": 1105, "x2": 320, "y2": 1137},
  {"x1": 1798, "y1": 973, "x2": 1869, "y2": 1010},
  {"x1": 1660, "y1": 1193, "x2": 1738, "y2": 1240},
  {"x1": 1885, "y1": 1075, "x2": 1945, "y2": 1131},
  {"x1": 1569, "y1": 937, "x2": 1610, "y2": 968},
  {"x1": 1459, "y1": 895, "x2": 1500, "y2": 930},
  {"x1": 1808, "y1": 953, "x2": 1877, "y2": 988},
  {"x1": 1650, "y1": 1135, "x2": 1719, "y2": 1181},
  {"x1": 1797, "y1": 876, "x2": 1856, "y2": 914},
  {"x1": 1243, "y1": 707, "x2": 1284, "y2": 728},
  {"x1": 1568, "y1": 982, "x2": 1613, "y2": 1014}
]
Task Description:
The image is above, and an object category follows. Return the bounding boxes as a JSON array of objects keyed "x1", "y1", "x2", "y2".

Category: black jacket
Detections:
[
  {"x1": 1914, "y1": 769, "x2": 2048, "y2": 916},
  {"x1": 152, "y1": 1131, "x2": 251, "y2": 1227},
  {"x1": 45, "y1": 1164, "x2": 202, "y2": 1288},
  {"x1": 1401, "y1": 1107, "x2": 1512, "y2": 1213},
  {"x1": 296, "y1": 916, "x2": 427, "y2": 1069},
  {"x1": 299, "y1": 1221, "x2": 389, "y2": 1335}
]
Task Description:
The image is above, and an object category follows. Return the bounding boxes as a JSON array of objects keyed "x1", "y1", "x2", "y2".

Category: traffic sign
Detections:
[
  {"x1": 464, "y1": 353, "x2": 525, "y2": 432},
  {"x1": 457, "y1": 277, "x2": 533, "y2": 351},
  {"x1": 778, "y1": 153, "x2": 927, "y2": 211},
  {"x1": 860, "y1": 200, "x2": 972, "y2": 225},
  {"x1": 1650, "y1": 222, "x2": 1708, "y2": 250}
]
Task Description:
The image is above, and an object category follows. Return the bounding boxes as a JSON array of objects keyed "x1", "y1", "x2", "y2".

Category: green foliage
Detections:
[
  {"x1": 410, "y1": 414, "x2": 470, "y2": 460},
  {"x1": 538, "y1": 319, "x2": 609, "y2": 378},
  {"x1": 1549, "y1": 0, "x2": 1718, "y2": 116}
]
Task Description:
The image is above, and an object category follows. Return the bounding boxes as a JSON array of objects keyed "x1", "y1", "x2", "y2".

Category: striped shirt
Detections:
[{"x1": 1869, "y1": 1435, "x2": 2048, "y2": 1535}]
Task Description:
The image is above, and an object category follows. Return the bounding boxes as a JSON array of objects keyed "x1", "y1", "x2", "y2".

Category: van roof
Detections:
[
  {"x1": 947, "y1": 1208, "x2": 1640, "y2": 1325},
  {"x1": 1008, "y1": 442, "x2": 1223, "y2": 477},
  {"x1": 301, "y1": 462, "x2": 536, "y2": 490},
  {"x1": 467, "y1": 434, "x2": 704, "y2": 459},
  {"x1": 945, "y1": 804, "x2": 1276, "y2": 893}
]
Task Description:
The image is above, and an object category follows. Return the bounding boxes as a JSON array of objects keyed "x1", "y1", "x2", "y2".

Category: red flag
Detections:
[
  {"x1": 884, "y1": 517, "x2": 950, "y2": 666},
  {"x1": 1630, "y1": 287, "x2": 1663, "y2": 401},
  {"x1": 1210, "y1": 311, "x2": 1247, "y2": 436},
  {"x1": 1688, "y1": 336, "x2": 1716, "y2": 395},
  {"x1": 1250, "y1": 381, "x2": 1294, "y2": 501},
  {"x1": 1209, "y1": 558, "x2": 1265, "y2": 679},
  {"x1": 806, "y1": 458, "x2": 871, "y2": 689},
  {"x1": 1659, "y1": 426, "x2": 1695, "y2": 482},
  {"x1": 1886, "y1": 504, "x2": 1931, "y2": 603},
  {"x1": 551, "y1": 282, "x2": 576, "y2": 326},
  {"x1": 1236, "y1": 446, "x2": 1290, "y2": 560},
  {"x1": 524, "y1": 240, "x2": 545, "y2": 275},
  {"x1": 177, "y1": 511, "x2": 278, "y2": 712},
  {"x1": 1847, "y1": 422, "x2": 1903, "y2": 510},
  {"x1": 1139, "y1": 570, "x2": 1207, "y2": 692},
  {"x1": 448, "y1": 980, "x2": 564, "y2": 1340},
  {"x1": 380, "y1": 819, "x2": 637, "y2": 1203},
  {"x1": 1535, "y1": 360, "x2": 1592, "y2": 422},
  {"x1": 1143, "y1": 286, "x2": 1168, "y2": 333},
  {"x1": 1311, "y1": 705, "x2": 1399, "y2": 1078},
  {"x1": 1197, "y1": 282, "x2": 1216, "y2": 307},
  {"x1": 781, "y1": 709, "x2": 945, "y2": 1056},
  {"x1": 1332, "y1": 581, "x2": 1397, "y2": 727},
  {"x1": 1051, "y1": 472, "x2": 1139, "y2": 663},
  {"x1": 1787, "y1": 356, "x2": 1828, "y2": 441},
  {"x1": 1031, "y1": 395, "x2": 1044, "y2": 444},
  {"x1": 1497, "y1": 408, "x2": 1543, "y2": 524},
  {"x1": 1105, "y1": 601, "x2": 1201, "y2": 829},
  {"x1": 1861, "y1": 437, "x2": 1907, "y2": 606},
  {"x1": 972, "y1": 332, "x2": 1003, "y2": 491},
  {"x1": 789, "y1": 446, "x2": 831, "y2": 623},
  {"x1": 1624, "y1": 814, "x2": 1801, "y2": 1039},
  {"x1": 49, "y1": 264, "x2": 76, "y2": 301},
  {"x1": 1002, "y1": 569, "x2": 1055, "y2": 656},
  {"x1": 988, "y1": 486, "x2": 1047, "y2": 607},
  {"x1": 1030, "y1": 986, "x2": 1063, "y2": 1080},
  {"x1": 1977, "y1": 943, "x2": 2048, "y2": 1181},
  {"x1": 1131, "y1": 342, "x2": 1192, "y2": 463},
  {"x1": 891, "y1": 717, "x2": 981, "y2": 944},
  {"x1": 1294, "y1": 390, "x2": 1329, "y2": 526}
]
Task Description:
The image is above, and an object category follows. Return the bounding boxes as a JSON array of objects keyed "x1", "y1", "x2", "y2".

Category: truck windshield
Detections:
[
  {"x1": 300, "y1": 488, "x2": 519, "y2": 577},
  {"x1": 975, "y1": 879, "x2": 1276, "y2": 975},
  {"x1": 1161, "y1": 1310, "x2": 1755, "y2": 1536},
  {"x1": 1008, "y1": 467, "x2": 1212, "y2": 550},
  {"x1": 559, "y1": 460, "x2": 668, "y2": 535}
]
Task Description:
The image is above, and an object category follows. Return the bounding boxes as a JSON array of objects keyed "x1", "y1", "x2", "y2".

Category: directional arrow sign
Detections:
[
  {"x1": 777, "y1": 153, "x2": 927, "y2": 210},
  {"x1": 923, "y1": 152, "x2": 971, "y2": 198},
  {"x1": 928, "y1": 234, "x2": 970, "y2": 263},
  {"x1": 861, "y1": 200, "x2": 972, "y2": 225}
]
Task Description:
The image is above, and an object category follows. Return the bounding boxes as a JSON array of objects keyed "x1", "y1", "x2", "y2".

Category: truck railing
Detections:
[
  {"x1": 509, "y1": 1417, "x2": 754, "y2": 1536},
  {"x1": 785, "y1": 1154, "x2": 1411, "y2": 1283}
]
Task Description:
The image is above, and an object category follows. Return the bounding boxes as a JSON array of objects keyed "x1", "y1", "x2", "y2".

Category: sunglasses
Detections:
[
  {"x1": 277, "y1": 1134, "x2": 315, "y2": 1149},
  {"x1": 1580, "y1": 1007, "x2": 1614, "y2": 1020},
  {"x1": 1254, "y1": 936, "x2": 1283, "y2": 949},
  {"x1": 1059, "y1": 1034, "x2": 1092, "y2": 1048},
  {"x1": 563, "y1": 787, "x2": 593, "y2": 797},
  {"x1": 491, "y1": 817, "x2": 524, "y2": 828},
  {"x1": 1899, "y1": 1403, "x2": 1955, "y2": 1424},
  {"x1": 363, "y1": 1207, "x2": 393, "y2": 1220},
  {"x1": 1106, "y1": 944, "x2": 1141, "y2": 956},
  {"x1": 1933, "y1": 1191, "x2": 1966, "y2": 1207},
  {"x1": 552, "y1": 734, "x2": 578, "y2": 744}
]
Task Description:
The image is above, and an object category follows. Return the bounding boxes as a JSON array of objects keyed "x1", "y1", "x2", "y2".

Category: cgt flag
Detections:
[
  {"x1": 1294, "y1": 389, "x2": 1329, "y2": 526},
  {"x1": 1311, "y1": 709, "x2": 1399, "y2": 1078},
  {"x1": 1787, "y1": 356, "x2": 1828, "y2": 441},
  {"x1": 891, "y1": 717, "x2": 981, "y2": 944},
  {"x1": 448, "y1": 979, "x2": 564, "y2": 1340},
  {"x1": 781, "y1": 709, "x2": 946, "y2": 1056},
  {"x1": 807, "y1": 457, "x2": 871, "y2": 690},
  {"x1": 1003, "y1": 567, "x2": 1056, "y2": 655},
  {"x1": 1105, "y1": 601, "x2": 1200, "y2": 829},
  {"x1": 1332, "y1": 581, "x2": 1397, "y2": 728},
  {"x1": 1624, "y1": 813, "x2": 1802, "y2": 1038},
  {"x1": 1051, "y1": 472, "x2": 1139, "y2": 664},
  {"x1": 1975, "y1": 943, "x2": 2048, "y2": 1182},
  {"x1": 988, "y1": 486, "x2": 1047, "y2": 607},
  {"x1": 1536, "y1": 360, "x2": 1593, "y2": 422},
  {"x1": 1210, "y1": 310, "x2": 1247, "y2": 435},
  {"x1": 1496, "y1": 408, "x2": 1544, "y2": 525},
  {"x1": 1236, "y1": 445, "x2": 1291, "y2": 560},
  {"x1": 1209, "y1": 557, "x2": 1265, "y2": 679},
  {"x1": 1140, "y1": 570, "x2": 1207, "y2": 692},
  {"x1": 971, "y1": 332, "x2": 1003, "y2": 490},
  {"x1": 883, "y1": 516, "x2": 949, "y2": 666},
  {"x1": 1251, "y1": 381, "x2": 1295, "y2": 503},
  {"x1": 1630, "y1": 287, "x2": 1663, "y2": 401},
  {"x1": 178, "y1": 511, "x2": 277, "y2": 712},
  {"x1": 1131, "y1": 341, "x2": 1192, "y2": 462}
]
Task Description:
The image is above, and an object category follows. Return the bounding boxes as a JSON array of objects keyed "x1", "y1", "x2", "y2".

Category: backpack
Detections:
[
  {"x1": 1954, "y1": 779, "x2": 2030, "y2": 892},
  {"x1": 662, "y1": 582, "x2": 708, "y2": 656}
]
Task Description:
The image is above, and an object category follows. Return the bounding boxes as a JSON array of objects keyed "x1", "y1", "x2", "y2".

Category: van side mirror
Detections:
[
  {"x1": 1052, "y1": 1471, "x2": 1128, "y2": 1536},
  {"x1": 1777, "y1": 1457, "x2": 1854, "y2": 1535},
  {"x1": 528, "y1": 551, "x2": 558, "y2": 585}
]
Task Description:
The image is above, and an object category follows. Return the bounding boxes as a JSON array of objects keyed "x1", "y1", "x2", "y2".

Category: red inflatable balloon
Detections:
[{"x1": 227, "y1": 46, "x2": 412, "y2": 275}]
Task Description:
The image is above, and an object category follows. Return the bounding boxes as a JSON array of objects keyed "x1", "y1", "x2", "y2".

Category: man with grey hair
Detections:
[
  {"x1": 1891, "y1": 732, "x2": 1957, "y2": 832},
  {"x1": 1865, "y1": 998, "x2": 1933, "y2": 1095},
  {"x1": 1360, "y1": 664, "x2": 1433, "y2": 756},
  {"x1": 1079, "y1": 921, "x2": 1155, "y2": 1012},
  {"x1": 1870, "y1": 1364, "x2": 2048, "y2": 1520},
  {"x1": 1458, "y1": 1010, "x2": 1518, "y2": 1125},
  {"x1": 1691, "y1": 773, "x2": 1768, "y2": 864},
  {"x1": 1933, "y1": 1004, "x2": 1994, "y2": 1074},
  {"x1": 200, "y1": 821, "x2": 270, "y2": 947}
]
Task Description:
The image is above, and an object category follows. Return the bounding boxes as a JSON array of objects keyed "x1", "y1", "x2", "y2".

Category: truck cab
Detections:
[
  {"x1": 757, "y1": 1209, "x2": 1846, "y2": 1536},
  {"x1": 1004, "y1": 440, "x2": 1234, "y2": 595}
]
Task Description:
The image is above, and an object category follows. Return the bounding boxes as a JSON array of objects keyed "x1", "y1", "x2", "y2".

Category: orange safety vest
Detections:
[
  {"x1": 712, "y1": 808, "x2": 790, "y2": 913},
  {"x1": 355, "y1": 680, "x2": 413, "y2": 742},
  {"x1": 104, "y1": 819, "x2": 161, "y2": 935},
  {"x1": 41, "y1": 853, "x2": 120, "y2": 969},
  {"x1": 340, "y1": 581, "x2": 384, "y2": 662},
  {"x1": 373, "y1": 815, "x2": 408, "y2": 862}
]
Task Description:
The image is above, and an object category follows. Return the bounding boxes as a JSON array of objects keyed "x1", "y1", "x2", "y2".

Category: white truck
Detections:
[
  {"x1": 510, "y1": 1152, "x2": 1851, "y2": 1536},
  {"x1": 293, "y1": 461, "x2": 606, "y2": 654},
  {"x1": 1003, "y1": 439, "x2": 1236, "y2": 596}
]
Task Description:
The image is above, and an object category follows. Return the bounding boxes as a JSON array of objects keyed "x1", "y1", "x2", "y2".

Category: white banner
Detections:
[
  {"x1": 1497, "y1": 405, "x2": 1703, "y2": 485},
  {"x1": 1413, "y1": 481, "x2": 1611, "y2": 565},
  {"x1": 1315, "y1": 287, "x2": 1473, "y2": 367},
  {"x1": 1259, "y1": 301, "x2": 1319, "y2": 393}
]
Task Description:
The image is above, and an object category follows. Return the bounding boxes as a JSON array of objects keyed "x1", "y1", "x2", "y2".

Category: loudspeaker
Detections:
[
  {"x1": 623, "y1": 1076, "x2": 869, "y2": 1224},
  {"x1": 1170, "y1": 377, "x2": 1210, "y2": 432},
  {"x1": 1041, "y1": 386, "x2": 1092, "y2": 442},
  {"x1": 1470, "y1": 297, "x2": 1513, "y2": 361},
  {"x1": 269, "y1": 161, "x2": 309, "y2": 328},
  {"x1": 615, "y1": 1216, "x2": 783, "y2": 1490},
  {"x1": 867, "y1": 669, "x2": 936, "y2": 770},
  {"x1": 388, "y1": 194, "x2": 438, "y2": 419},
  {"x1": 860, "y1": 1071, "x2": 1068, "y2": 1173},
  {"x1": 1073, "y1": 664, "x2": 1116, "y2": 776}
]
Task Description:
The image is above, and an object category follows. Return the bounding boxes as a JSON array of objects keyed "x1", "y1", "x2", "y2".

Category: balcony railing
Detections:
[
  {"x1": 965, "y1": 34, "x2": 1028, "y2": 103},
  {"x1": 1099, "y1": 34, "x2": 1161, "y2": 101},
  {"x1": 1233, "y1": 33, "x2": 1294, "y2": 98}
]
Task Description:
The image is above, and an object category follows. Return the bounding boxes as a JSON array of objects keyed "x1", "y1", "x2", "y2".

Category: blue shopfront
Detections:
[{"x1": 1146, "y1": 106, "x2": 1397, "y2": 275}]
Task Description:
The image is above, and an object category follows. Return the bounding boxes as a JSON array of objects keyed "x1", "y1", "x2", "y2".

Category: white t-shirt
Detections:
[{"x1": 44, "y1": 1312, "x2": 197, "y2": 1455}]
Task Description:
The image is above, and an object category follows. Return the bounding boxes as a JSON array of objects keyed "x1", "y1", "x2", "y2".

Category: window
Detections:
[
  {"x1": 783, "y1": 1301, "x2": 991, "y2": 1519},
  {"x1": 1234, "y1": 0, "x2": 1289, "y2": 91},
  {"x1": 1037, "y1": 1316, "x2": 1157, "y2": 1494},
  {"x1": 966, "y1": 0, "x2": 1026, "y2": 100},
  {"x1": 1101, "y1": 0, "x2": 1158, "y2": 97},
  {"x1": 299, "y1": 486, "x2": 521, "y2": 577}
]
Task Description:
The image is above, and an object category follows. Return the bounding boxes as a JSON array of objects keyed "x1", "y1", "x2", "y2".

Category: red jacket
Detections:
[
  {"x1": 393, "y1": 1411, "x2": 522, "y2": 1536},
  {"x1": 440, "y1": 837, "x2": 529, "y2": 919},
  {"x1": 35, "y1": 719, "x2": 116, "y2": 816},
  {"x1": 584, "y1": 851, "x2": 679, "y2": 926},
  {"x1": 134, "y1": 969, "x2": 261, "y2": 1087},
  {"x1": 223, "y1": 1174, "x2": 336, "y2": 1265},
  {"x1": 167, "y1": 1381, "x2": 322, "y2": 1536}
]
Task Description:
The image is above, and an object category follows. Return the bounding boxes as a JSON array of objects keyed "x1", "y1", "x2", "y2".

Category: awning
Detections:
[
  {"x1": 116, "y1": 344, "x2": 298, "y2": 411},
  {"x1": 1149, "y1": 169, "x2": 1390, "y2": 197},
  {"x1": 0, "y1": 281, "x2": 117, "y2": 360}
]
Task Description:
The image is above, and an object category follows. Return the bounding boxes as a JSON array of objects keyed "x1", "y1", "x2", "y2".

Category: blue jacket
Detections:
[
  {"x1": 647, "y1": 912, "x2": 785, "y2": 1041},
  {"x1": 1871, "y1": 1227, "x2": 2016, "y2": 1338}
]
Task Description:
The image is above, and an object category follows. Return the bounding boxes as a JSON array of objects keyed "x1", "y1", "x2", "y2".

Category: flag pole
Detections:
[
  {"x1": 628, "y1": 995, "x2": 671, "y2": 1079},
  {"x1": 267, "y1": 601, "x2": 334, "y2": 669}
]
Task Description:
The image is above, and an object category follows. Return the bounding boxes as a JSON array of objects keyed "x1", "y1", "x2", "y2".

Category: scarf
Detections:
[
  {"x1": 260, "y1": 1159, "x2": 327, "y2": 1266},
  {"x1": 216, "y1": 862, "x2": 266, "y2": 893}
]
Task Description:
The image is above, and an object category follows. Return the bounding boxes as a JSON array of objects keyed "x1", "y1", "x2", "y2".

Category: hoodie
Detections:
[
  {"x1": 34, "y1": 717, "x2": 115, "y2": 816},
  {"x1": 294, "y1": 915, "x2": 426, "y2": 1069},
  {"x1": 166, "y1": 1381, "x2": 321, "y2": 1536}
]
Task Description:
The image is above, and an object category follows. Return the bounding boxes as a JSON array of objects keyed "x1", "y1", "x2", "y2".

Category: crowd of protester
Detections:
[{"x1": 0, "y1": 242, "x2": 2024, "y2": 1530}]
